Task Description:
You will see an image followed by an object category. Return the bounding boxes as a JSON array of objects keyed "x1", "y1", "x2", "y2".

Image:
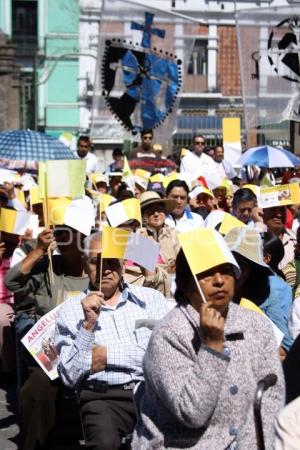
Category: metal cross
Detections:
[{"x1": 131, "y1": 12, "x2": 165, "y2": 49}]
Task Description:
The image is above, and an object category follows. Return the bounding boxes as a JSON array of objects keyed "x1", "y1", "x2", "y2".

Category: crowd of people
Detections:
[{"x1": 0, "y1": 130, "x2": 300, "y2": 449}]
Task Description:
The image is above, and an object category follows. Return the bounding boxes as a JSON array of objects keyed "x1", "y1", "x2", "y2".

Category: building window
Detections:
[
  {"x1": 12, "y1": 1, "x2": 37, "y2": 57},
  {"x1": 187, "y1": 39, "x2": 208, "y2": 75}
]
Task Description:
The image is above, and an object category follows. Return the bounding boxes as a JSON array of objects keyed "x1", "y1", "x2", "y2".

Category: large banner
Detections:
[
  {"x1": 236, "y1": 6, "x2": 300, "y2": 129},
  {"x1": 90, "y1": 0, "x2": 197, "y2": 144}
]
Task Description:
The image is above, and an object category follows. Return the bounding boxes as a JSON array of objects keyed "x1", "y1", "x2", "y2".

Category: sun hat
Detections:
[
  {"x1": 225, "y1": 226, "x2": 271, "y2": 271},
  {"x1": 140, "y1": 191, "x2": 176, "y2": 213}
]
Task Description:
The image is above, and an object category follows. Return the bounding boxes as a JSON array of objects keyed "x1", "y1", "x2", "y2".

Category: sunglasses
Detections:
[{"x1": 194, "y1": 141, "x2": 205, "y2": 145}]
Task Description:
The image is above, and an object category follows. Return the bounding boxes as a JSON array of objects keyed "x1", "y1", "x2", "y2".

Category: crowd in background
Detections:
[{"x1": 1, "y1": 130, "x2": 300, "y2": 449}]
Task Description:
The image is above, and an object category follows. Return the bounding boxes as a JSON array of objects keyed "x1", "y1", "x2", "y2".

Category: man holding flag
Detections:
[{"x1": 54, "y1": 229, "x2": 169, "y2": 450}]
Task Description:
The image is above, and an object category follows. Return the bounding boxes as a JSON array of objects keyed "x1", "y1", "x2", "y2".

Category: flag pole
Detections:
[
  {"x1": 42, "y1": 163, "x2": 54, "y2": 285},
  {"x1": 97, "y1": 200, "x2": 103, "y2": 293},
  {"x1": 192, "y1": 273, "x2": 206, "y2": 303}
]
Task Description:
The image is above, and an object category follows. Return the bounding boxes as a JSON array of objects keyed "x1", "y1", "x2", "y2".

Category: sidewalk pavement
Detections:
[{"x1": 0, "y1": 379, "x2": 22, "y2": 450}]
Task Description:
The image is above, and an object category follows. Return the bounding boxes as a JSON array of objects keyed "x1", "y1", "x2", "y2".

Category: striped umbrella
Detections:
[
  {"x1": 237, "y1": 146, "x2": 300, "y2": 168},
  {"x1": 0, "y1": 130, "x2": 77, "y2": 161}
]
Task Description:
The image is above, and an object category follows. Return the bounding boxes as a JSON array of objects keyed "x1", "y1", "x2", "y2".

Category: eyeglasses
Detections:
[{"x1": 194, "y1": 141, "x2": 205, "y2": 145}]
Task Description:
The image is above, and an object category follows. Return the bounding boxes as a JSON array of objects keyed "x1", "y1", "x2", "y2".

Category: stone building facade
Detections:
[{"x1": 0, "y1": 31, "x2": 20, "y2": 130}]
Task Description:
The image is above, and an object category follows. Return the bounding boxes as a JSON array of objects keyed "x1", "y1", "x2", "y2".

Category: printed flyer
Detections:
[{"x1": 21, "y1": 305, "x2": 61, "y2": 380}]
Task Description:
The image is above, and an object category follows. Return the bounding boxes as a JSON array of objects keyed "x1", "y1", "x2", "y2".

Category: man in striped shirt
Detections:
[{"x1": 54, "y1": 231, "x2": 169, "y2": 450}]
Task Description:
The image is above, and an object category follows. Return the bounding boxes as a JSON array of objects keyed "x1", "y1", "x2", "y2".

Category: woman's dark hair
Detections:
[
  {"x1": 262, "y1": 232, "x2": 285, "y2": 278},
  {"x1": 232, "y1": 188, "x2": 257, "y2": 210},
  {"x1": 174, "y1": 249, "x2": 196, "y2": 305},
  {"x1": 166, "y1": 179, "x2": 189, "y2": 197}
]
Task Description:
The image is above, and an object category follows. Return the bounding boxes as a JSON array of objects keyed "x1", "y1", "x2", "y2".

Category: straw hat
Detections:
[
  {"x1": 140, "y1": 191, "x2": 176, "y2": 213},
  {"x1": 225, "y1": 227, "x2": 271, "y2": 271}
]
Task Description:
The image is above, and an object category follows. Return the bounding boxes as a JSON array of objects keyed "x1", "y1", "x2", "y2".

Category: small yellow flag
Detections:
[
  {"x1": 101, "y1": 227, "x2": 130, "y2": 258},
  {"x1": 99, "y1": 193, "x2": 115, "y2": 212},
  {"x1": 30, "y1": 187, "x2": 43, "y2": 205},
  {"x1": 219, "y1": 214, "x2": 245, "y2": 235},
  {"x1": 105, "y1": 198, "x2": 141, "y2": 227},
  {"x1": 178, "y1": 228, "x2": 239, "y2": 276},
  {"x1": 0, "y1": 208, "x2": 31, "y2": 235},
  {"x1": 47, "y1": 198, "x2": 72, "y2": 225},
  {"x1": 15, "y1": 188, "x2": 26, "y2": 206}
]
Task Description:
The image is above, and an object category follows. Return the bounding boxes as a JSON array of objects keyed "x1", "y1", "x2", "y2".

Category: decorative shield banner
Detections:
[
  {"x1": 90, "y1": 0, "x2": 196, "y2": 143},
  {"x1": 236, "y1": 6, "x2": 300, "y2": 129}
]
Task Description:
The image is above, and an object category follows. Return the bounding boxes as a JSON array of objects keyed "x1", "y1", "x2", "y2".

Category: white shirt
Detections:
[
  {"x1": 180, "y1": 151, "x2": 218, "y2": 179},
  {"x1": 192, "y1": 152, "x2": 218, "y2": 174},
  {"x1": 165, "y1": 210, "x2": 204, "y2": 233},
  {"x1": 79, "y1": 152, "x2": 100, "y2": 174}
]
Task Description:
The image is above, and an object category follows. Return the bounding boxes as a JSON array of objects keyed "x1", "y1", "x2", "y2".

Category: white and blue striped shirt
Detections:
[{"x1": 54, "y1": 284, "x2": 169, "y2": 388}]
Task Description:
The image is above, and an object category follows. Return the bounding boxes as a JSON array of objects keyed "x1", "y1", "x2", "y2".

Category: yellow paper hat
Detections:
[
  {"x1": 163, "y1": 172, "x2": 179, "y2": 189},
  {"x1": 153, "y1": 144, "x2": 163, "y2": 152},
  {"x1": 134, "y1": 169, "x2": 151, "y2": 180},
  {"x1": 150, "y1": 173, "x2": 165, "y2": 183},
  {"x1": 189, "y1": 185, "x2": 214, "y2": 200},
  {"x1": 178, "y1": 228, "x2": 240, "y2": 276},
  {"x1": 90, "y1": 173, "x2": 109, "y2": 186},
  {"x1": 220, "y1": 179, "x2": 234, "y2": 196},
  {"x1": 242, "y1": 184, "x2": 260, "y2": 197}
]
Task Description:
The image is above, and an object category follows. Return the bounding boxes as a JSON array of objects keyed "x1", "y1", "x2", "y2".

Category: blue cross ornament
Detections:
[{"x1": 131, "y1": 12, "x2": 165, "y2": 48}]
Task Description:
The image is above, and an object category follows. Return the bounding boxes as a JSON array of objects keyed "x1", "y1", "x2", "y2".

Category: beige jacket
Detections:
[
  {"x1": 155, "y1": 224, "x2": 180, "y2": 270},
  {"x1": 124, "y1": 264, "x2": 171, "y2": 299}
]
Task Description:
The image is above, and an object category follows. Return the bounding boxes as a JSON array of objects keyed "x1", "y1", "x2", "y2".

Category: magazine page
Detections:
[{"x1": 21, "y1": 305, "x2": 62, "y2": 380}]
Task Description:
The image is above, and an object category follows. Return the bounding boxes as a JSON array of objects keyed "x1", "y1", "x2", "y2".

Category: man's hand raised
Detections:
[
  {"x1": 36, "y1": 229, "x2": 54, "y2": 254},
  {"x1": 81, "y1": 292, "x2": 105, "y2": 332}
]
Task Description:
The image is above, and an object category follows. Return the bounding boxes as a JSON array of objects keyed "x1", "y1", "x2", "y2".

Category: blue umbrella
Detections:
[
  {"x1": 237, "y1": 145, "x2": 300, "y2": 168},
  {"x1": 0, "y1": 130, "x2": 77, "y2": 161}
]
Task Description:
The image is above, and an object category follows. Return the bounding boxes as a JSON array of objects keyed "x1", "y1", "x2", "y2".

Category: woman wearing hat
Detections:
[
  {"x1": 225, "y1": 227, "x2": 293, "y2": 354},
  {"x1": 140, "y1": 191, "x2": 180, "y2": 274},
  {"x1": 132, "y1": 229, "x2": 284, "y2": 449}
]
